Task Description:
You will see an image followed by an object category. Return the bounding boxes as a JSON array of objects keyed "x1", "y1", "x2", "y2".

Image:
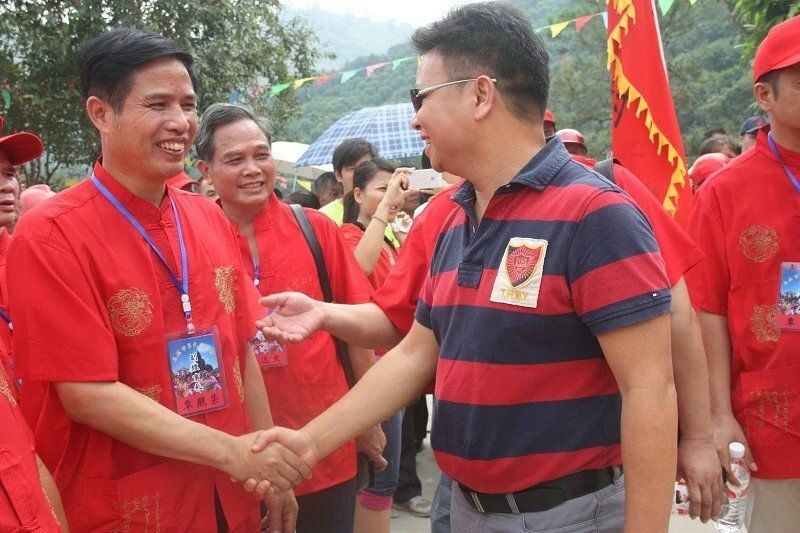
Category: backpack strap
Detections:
[{"x1": 595, "y1": 158, "x2": 616, "y2": 184}]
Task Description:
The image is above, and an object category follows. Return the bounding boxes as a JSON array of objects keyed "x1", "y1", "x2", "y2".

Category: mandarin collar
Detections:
[
  {"x1": 451, "y1": 137, "x2": 572, "y2": 205},
  {"x1": 252, "y1": 192, "x2": 282, "y2": 233},
  {"x1": 92, "y1": 159, "x2": 173, "y2": 225},
  {"x1": 757, "y1": 127, "x2": 800, "y2": 170}
]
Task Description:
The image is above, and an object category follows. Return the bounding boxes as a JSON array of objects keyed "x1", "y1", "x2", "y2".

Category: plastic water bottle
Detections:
[
  {"x1": 672, "y1": 480, "x2": 691, "y2": 515},
  {"x1": 714, "y1": 442, "x2": 750, "y2": 532}
]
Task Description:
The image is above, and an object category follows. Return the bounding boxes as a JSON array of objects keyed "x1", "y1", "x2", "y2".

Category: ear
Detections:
[
  {"x1": 196, "y1": 160, "x2": 212, "y2": 185},
  {"x1": 753, "y1": 82, "x2": 775, "y2": 113},
  {"x1": 473, "y1": 75, "x2": 497, "y2": 121},
  {"x1": 353, "y1": 187, "x2": 365, "y2": 204},
  {"x1": 85, "y1": 96, "x2": 114, "y2": 135}
]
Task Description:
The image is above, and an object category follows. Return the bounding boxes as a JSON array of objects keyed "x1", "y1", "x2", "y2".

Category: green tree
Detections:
[
  {"x1": 0, "y1": 0, "x2": 326, "y2": 187},
  {"x1": 724, "y1": 0, "x2": 800, "y2": 57}
]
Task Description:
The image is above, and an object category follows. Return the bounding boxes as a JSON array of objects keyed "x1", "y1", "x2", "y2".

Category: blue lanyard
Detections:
[
  {"x1": 91, "y1": 175, "x2": 195, "y2": 333},
  {"x1": 768, "y1": 132, "x2": 800, "y2": 195},
  {"x1": 252, "y1": 258, "x2": 260, "y2": 287},
  {"x1": 0, "y1": 309, "x2": 11, "y2": 330}
]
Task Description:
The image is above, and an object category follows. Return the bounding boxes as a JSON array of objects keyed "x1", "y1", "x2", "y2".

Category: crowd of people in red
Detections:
[{"x1": 1, "y1": 3, "x2": 799, "y2": 533}]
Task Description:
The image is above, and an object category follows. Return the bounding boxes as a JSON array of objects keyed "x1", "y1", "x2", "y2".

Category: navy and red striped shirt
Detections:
[{"x1": 415, "y1": 139, "x2": 671, "y2": 494}]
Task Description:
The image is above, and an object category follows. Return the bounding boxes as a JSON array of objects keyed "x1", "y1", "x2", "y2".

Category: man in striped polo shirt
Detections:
[{"x1": 254, "y1": 2, "x2": 678, "y2": 531}]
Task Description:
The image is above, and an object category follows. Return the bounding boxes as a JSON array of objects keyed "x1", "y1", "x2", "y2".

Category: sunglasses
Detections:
[{"x1": 410, "y1": 78, "x2": 497, "y2": 112}]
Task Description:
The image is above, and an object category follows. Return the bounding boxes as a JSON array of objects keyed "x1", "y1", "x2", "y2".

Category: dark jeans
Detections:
[
  {"x1": 394, "y1": 397, "x2": 424, "y2": 503},
  {"x1": 296, "y1": 478, "x2": 357, "y2": 533}
]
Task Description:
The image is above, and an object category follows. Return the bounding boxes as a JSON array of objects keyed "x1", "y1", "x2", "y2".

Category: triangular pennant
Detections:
[
  {"x1": 658, "y1": 0, "x2": 676, "y2": 14},
  {"x1": 549, "y1": 21, "x2": 570, "y2": 38},
  {"x1": 602, "y1": 12, "x2": 609, "y2": 28},
  {"x1": 575, "y1": 15, "x2": 594, "y2": 32},
  {"x1": 269, "y1": 83, "x2": 290, "y2": 97},
  {"x1": 689, "y1": 0, "x2": 697, "y2": 4},
  {"x1": 251, "y1": 84, "x2": 270, "y2": 97},
  {"x1": 293, "y1": 77, "x2": 314, "y2": 89},
  {"x1": 365, "y1": 62, "x2": 388, "y2": 77},
  {"x1": 392, "y1": 57, "x2": 413, "y2": 70},
  {"x1": 227, "y1": 91, "x2": 241, "y2": 104},
  {"x1": 340, "y1": 69, "x2": 361, "y2": 83},
  {"x1": 316, "y1": 73, "x2": 336, "y2": 85}
]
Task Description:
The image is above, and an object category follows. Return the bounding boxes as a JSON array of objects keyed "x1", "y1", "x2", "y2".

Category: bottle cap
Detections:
[{"x1": 729, "y1": 441, "x2": 746, "y2": 459}]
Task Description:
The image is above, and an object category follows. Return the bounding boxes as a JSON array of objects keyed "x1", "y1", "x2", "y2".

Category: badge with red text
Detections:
[
  {"x1": 490, "y1": 238, "x2": 548, "y2": 308},
  {"x1": 776, "y1": 262, "x2": 800, "y2": 330},
  {"x1": 250, "y1": 330, "x2": 288, "y2": 369},
  {"x1": 166, "y1": 326, "x2": 229, "y2": 417}
]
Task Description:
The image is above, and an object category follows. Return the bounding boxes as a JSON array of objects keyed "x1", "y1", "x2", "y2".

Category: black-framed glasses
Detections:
[{"x1": 410, "y1": 77, "x2": 497, "y2": 112}]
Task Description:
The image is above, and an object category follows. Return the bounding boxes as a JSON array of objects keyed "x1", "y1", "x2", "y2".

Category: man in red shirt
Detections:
[
  {"x1": 687, "y1": 16, "x2": 800, "y2": 532},
  {"x1": 195, "y1": 102, "x2": 383, "y2": 533},
  {"x1": 0, "y1": 116, "x2": 67, "y2": 532},
  {"x1": 8, "y1": 28, "x2": 309, "y2": 533}
]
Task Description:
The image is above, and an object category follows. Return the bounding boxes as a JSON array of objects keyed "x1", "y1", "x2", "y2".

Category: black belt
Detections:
[{"x1": 459, "y1": 466, "x2": 622, "y2": 514}]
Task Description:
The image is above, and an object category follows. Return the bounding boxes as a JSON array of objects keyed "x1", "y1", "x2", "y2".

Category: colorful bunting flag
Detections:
[
  {"x1": 576, "y1": 15, "x2": 595, "y2": 32},
  {"x1": 365, "y1": 62, "x2": 388, "y2": 77},
  {"x1": 293, "y1": 77, "x2": 314, "y2": 89},
  {"x1": 602, "y1": 12, "x2": 609, "y2": 28},
  {"x1": 550, "y1": 21, "x2": 571, "y2": 38},
  {"x1": 341, "y1": 69, "x2": 360, "y2": 83},
  {"x1": 391, "y1": 57, "x2": 413, "y2": 69},
  {"x1": 269, "y1": 83, "x2": 290, "y2": 97},
  {"x1": 316, "y1": 73, "x2": 336, "y2": 85},
  {"x1": 1, "y1": 89, "x2": 10, "y2": 111},
  {"x1": 658, "y1": 0, "x2": 676, "y2": 14},
  {"x1": 227, "y1": 91, "x2": 241, "y2": 103}
]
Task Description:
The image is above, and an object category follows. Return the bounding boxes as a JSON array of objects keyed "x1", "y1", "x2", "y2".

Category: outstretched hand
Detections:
[
  {"x1": 224, "y1": 433, "x2": 312, "y2": 496},
  {"x1": 257, "y1": 292, "x2": 326, "y2": 344}
]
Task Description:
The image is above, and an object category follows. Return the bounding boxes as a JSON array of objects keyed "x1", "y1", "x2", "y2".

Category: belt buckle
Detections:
[{"x1": 470, "y1": 491, "x2": 486, "y2": 513}]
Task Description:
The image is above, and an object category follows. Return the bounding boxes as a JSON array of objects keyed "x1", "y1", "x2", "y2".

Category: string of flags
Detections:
[{"x1": 251, "y1": 0, "x2": 698, "y2": 99}]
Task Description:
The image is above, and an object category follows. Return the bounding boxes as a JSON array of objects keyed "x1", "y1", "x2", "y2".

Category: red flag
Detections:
[
  {"x1": 575, "y1": 15, "x2": 594, "y2": 32},
  {"x1": 316, "y1": 73, "x2": 336, "y2": 85},
  {"x1": 607, "y1": 0, "x2": 693, "y2": 226}
]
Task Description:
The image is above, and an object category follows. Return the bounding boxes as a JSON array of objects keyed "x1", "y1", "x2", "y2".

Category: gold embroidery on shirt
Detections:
[
  {"x1": 750, "y1": 389, "x2": 791, "y2": 433},
  {"x1": 116, "y1": 491, "x2": 161, "y2": 533},
  {"x1": 739, "y1": 225, "x2": 779, "y2": 263},
  {"x1": 750, "y1": 304, "x2": 781, "y2": 343},
  {"x1": 233, "y1": 355, "x2": 245, "y2": 404},
  {"x1": 214, "y1": 266, "x2": 236, "y2": 314},
  {"x1": 134, "y1": 385, "x2": 163, "y2": 403},
  {"x1": 107, "y1": 288, "x2": 154, "y2": 337},
  {"x1": 0, "y1": 363, "x2": 16, "y2": 406},
  {"x1": 39, "y1": 477, "x2": 59, "y2": 522}
]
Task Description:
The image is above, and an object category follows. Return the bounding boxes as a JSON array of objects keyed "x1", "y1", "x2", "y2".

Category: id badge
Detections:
[
  {"x1": 776, "y1": 262, "x2": 800, "y2": 330},
  {"x1": 166, "y1": 326, "x2": 229, "y2": 417},
  {"x1": 250, "y1": 330, "x2": 288, "y2": 370}
]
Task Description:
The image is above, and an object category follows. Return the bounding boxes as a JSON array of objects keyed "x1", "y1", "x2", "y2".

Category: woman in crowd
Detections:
[{"x1": 340, "y1": 158, "x2": 410, "y2": 533}]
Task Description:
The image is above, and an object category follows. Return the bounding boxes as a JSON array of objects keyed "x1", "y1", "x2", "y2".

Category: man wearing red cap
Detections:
[
  {"x1": 687, "y1": 15, "x2": 800, "y2": 531},
  {"x1": 543, "y1": 109, "x2": 556, "y2": 137},
  {"x1": 689, "y1": 153, "x2": 730, "y2": 191},
  {"x1": 0, "y1": 115, "x2": 67, "y2": 531},
  {"x1": 7, "y1": 28, "x2": 311, "y2": 532},
  {"x1": 555, "y1": 128, "x2": 586, "y2": 156}
]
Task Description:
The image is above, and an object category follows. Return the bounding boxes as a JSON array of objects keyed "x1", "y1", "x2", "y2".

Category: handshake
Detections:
[{"x1": 224, "y1": 424, "x2": 387, "y2": 495}]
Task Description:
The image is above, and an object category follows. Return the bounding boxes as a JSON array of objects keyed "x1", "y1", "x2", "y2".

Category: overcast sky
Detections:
[{"x1": 284, "y1": 0, "x2": 476, "y2": 27}]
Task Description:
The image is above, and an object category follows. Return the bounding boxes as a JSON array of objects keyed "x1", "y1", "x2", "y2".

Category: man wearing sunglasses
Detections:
[{"x1": 256, "y1": 2, "x2": 677, "y2": 531}]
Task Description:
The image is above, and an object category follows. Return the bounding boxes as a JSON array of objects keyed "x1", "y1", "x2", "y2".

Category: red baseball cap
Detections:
[
  {"x1": 690, "y1": 152, "x2": 730, "y2": 188},
  {"x1": 167, "y1": 171, "x2": 196, "y2": 191},
  {"x1": 555, "y1": 128, "x2": 585, "y2": 147},
  {"x1": 544, "y1": 109, "x2": 556, "y2": 125},
  {"x1": 753, "y1": 15, "x2": 800, "y2": 82},
  {"x1": 0, "y1": 116, "x2": 44, "y2": 166}
]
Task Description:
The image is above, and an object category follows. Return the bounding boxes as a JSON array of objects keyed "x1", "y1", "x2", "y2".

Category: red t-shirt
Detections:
[
  {"x1": 8, "y1": 162, "x2": 261, "y2": 531},
  {"x1": 339, "y1": 223, "x2": 397, "y2": 290},
  {"x1": 686, "y1": 130, "x2": 800, "y2": 479},
  {"x1": 240, "y1": 195, "x2": 371, "y2": 495},
  {"x1": 573, "y1": 155, "x2": 703, "y2": 285},
  {"x1": 371, "y1": 186, "x2": 461, "y2": 336},
  {"x1": 1, "y1": 336, "x2": 61, "y2": 532}
]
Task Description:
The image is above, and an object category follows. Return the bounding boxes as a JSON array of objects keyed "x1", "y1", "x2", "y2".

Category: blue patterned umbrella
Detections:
[{"x1": 294, "y1": 102, "x2": 424, "y2": 167}]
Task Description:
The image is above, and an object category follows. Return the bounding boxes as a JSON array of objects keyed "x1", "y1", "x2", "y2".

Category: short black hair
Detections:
[
  {"x1": 313, "y1": 171, "x2": 338, "y2": 195},
  {"x1": 701, "y1": 126, "x2": 727, "y2": 141},
  {"x1": 77, "y1": 27, "x2": 198, "y2": 112},
  {"x1": 332, "y1": 138, "x2": 378, "y2": 175},
  {"x1": 756, "y1": 69, "x2": 782, "y2": 98},
  {"x1": 196, "y1": 103, "x2": 272, "y2": 162},
  {"x1": 411, "y1": 1, "x2": 549, "y2": 120},
  {"x1": 285, "y1": 190, "x2": 321, "y2": 209},
  {"x1": 343, "y1": 158, "x2": 396, "y2": 223},
  {"x1": 698, "y1": 134, "x2": 738, "y2": 156}
]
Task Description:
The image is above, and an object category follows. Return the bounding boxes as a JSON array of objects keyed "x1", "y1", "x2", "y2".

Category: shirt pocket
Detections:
[{"x1": 740, "y1": 364, "x2": 800, "y2": 447}]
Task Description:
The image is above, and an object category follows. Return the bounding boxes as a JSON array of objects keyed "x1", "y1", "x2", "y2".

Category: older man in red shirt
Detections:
[
  {"x1": 687, "y1": 16, "x2": 800, "y2": 532},
  {"x1": 8, "y1": 28, "x2": 309, "y2": 533}
]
